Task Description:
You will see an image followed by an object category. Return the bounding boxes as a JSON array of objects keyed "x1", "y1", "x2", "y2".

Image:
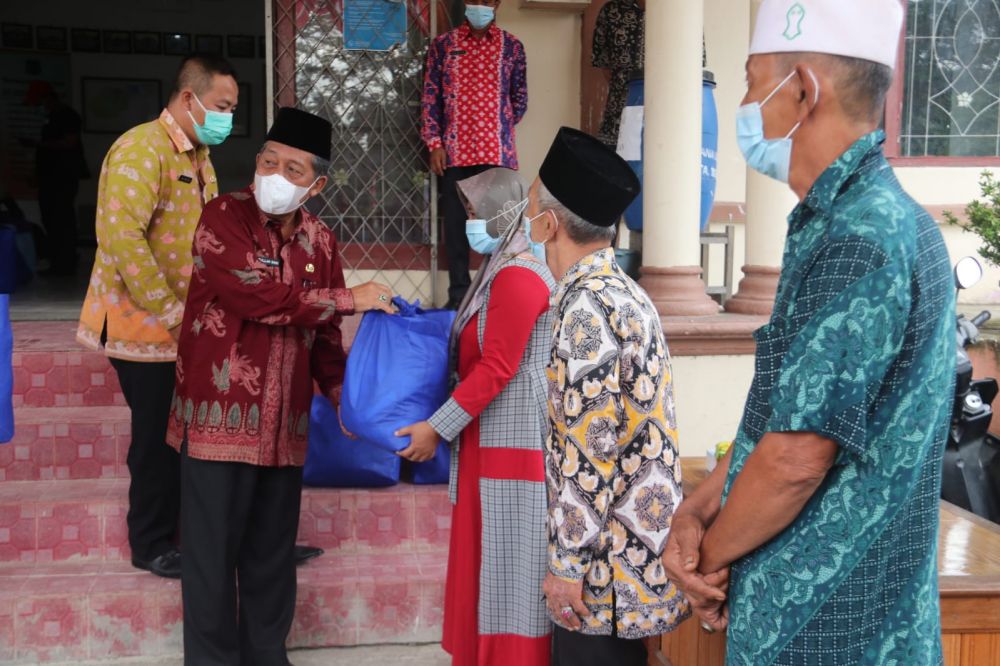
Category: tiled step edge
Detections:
[{"x1": 0, "y1": 552, "x2": 445, "y2": 662}]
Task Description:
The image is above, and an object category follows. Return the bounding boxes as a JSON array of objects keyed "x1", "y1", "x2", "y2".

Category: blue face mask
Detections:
[
  {"x1": 466, "y1": 220, "x2": 500, "y2": 254},
  {"x1": 465, "y1": 198, "x2": 529, "y2": 255},
  {"x1": 188, "y1": 94, "x2": 233, "y2": 146},
  {"x1": 524, "y1": 211, "x2": 554, "y2": 263},
  {"x1": 736, "y1": 70, "x2": 816, "y2": 183},
  {"x1": 465, "y1": 4, "x2": 495, "y2": 30}
]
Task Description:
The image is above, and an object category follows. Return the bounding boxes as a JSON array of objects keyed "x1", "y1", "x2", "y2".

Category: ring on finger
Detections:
[
  {"x1": 700, "y1": 621, "x2": 716, "y2": 634},
  {"x1": 379, "y1": 294, "x2": 389, "y2": 303},
  {"x1": 560, "y1": 606, "x2": 575, "y2": 621}
]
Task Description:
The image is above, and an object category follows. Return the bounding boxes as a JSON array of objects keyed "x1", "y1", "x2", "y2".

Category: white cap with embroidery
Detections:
[{"x1": 749, "y1": 0, "x2": 905, "y2": 70}]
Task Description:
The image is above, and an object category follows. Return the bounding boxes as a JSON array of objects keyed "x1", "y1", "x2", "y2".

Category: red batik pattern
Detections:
[{"x1": 166, "y1": 188, "x2": 354, "y2": 467}]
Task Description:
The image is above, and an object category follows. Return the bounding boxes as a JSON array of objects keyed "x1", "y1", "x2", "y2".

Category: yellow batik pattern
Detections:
[
  {"x1": 545, "y1": 248, "x2": 690, "y2": 640},
  {"x1": 78, "y1": 110, "x2": 218, "y2": 361}
]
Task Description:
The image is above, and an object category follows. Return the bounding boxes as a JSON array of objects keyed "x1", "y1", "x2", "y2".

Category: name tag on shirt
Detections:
[
  {"x1": 178, "y1": 175, "x2": 193, "y2": 183},
  {"x1": 257, "y1": 256, "x2": 281, "y2": 268}
]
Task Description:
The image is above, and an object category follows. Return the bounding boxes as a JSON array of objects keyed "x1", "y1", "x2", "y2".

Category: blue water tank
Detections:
[{"x1": 617, "y1": 70, "x2": 720, "y2": 232}]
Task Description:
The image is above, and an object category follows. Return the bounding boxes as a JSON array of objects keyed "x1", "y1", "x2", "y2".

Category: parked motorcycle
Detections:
[{"x1": 941, "y1": 257, "x2": 1000, "y2": 524}]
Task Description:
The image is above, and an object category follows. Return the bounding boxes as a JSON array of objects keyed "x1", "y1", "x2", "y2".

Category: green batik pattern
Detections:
[{"x1": 722, "y1": 132, "x2": 954, "y2": 665}]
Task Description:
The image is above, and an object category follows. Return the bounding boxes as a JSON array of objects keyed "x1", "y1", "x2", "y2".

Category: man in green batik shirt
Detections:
[{"x1": 663, "y1": 1, "x2": 955, "y2": 665}]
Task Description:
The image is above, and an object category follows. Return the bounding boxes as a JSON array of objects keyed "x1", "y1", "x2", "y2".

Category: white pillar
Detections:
[
  {"x1": 725, "y1": 0, "x2": 799, "y2": 315},
  {"x1": 638, "y1": 0, "x2": 719, "y2": 317}
]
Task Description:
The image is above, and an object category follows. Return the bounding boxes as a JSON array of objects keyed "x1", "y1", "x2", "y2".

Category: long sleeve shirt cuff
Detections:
[
  {"x1": 331, "y1": 288, "x2": 356, "y2": 315},
  {"x1": 425, "y1": 137, "x2": 443, "y2": 152},
  {"x1": 156, "y1": 300, "x2": 185, "y2": 330},
  {"x1": 428, "y1": 396, "x2": 473, "y2": 444},
  {"x1": 548, "y1": 544, "x2": 592, "y2": 581}
]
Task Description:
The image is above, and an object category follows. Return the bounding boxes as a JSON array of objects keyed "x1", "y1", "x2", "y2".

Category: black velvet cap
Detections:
[
  {"x1": 266, "y1": 107, "x2": 332, "y2": 161},
  {"x1": 539, "y1": 127, "x2": 640, "y2": 228}
]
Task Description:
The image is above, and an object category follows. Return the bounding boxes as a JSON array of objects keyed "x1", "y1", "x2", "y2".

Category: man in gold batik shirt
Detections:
[{"x1": 77, "y1": 55, "x2": 236, "y2": 579}]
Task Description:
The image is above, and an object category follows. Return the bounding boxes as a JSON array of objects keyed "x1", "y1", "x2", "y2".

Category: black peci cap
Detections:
[
  {"x1": 539, "y1": 127, "x2": 640, "y2": 228},
  {"x1": 266, "y1": 107, "x2": 332, "y2": 161}
]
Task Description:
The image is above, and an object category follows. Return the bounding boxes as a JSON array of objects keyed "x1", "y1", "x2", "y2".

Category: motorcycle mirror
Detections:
[{"x1": 955, "y1": 256, "x2": 984, "y2": 290}]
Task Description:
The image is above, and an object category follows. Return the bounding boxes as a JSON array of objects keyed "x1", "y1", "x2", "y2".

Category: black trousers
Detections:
[
  {"x1": 38, "y1": 181, "x2": 79, "y2": 270},
  {"x1": 109, "y1": 358, "x2": 180, "y2": 561},
  {"x1": 180, "y1": 442, "x2": 303, "y2": 666},
  {"x1": 552, "y1": 625, "x2": 648, "y2": 666},
  {"x1": 441, "y1": 164, "x2": 492, "y2": 304}
]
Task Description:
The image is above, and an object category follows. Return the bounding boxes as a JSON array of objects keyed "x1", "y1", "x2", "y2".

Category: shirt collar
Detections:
[
  {"x1": 799, "y1": 130, "x2": 886, "y2": 218},
  {"x1": 158, "y1": 109, "x2": 196, "y2": 154},
  {"x1": 458, "y1": 22, "x2": 500, "y2": 42},
  {"x1": 553, "y1": 247, "x2": 616, "y2": 306}
]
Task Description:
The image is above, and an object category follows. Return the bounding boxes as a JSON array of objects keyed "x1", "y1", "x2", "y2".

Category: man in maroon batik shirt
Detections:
[{"x1": 166, "y1": 107, "x2": 393, "y2": 664}]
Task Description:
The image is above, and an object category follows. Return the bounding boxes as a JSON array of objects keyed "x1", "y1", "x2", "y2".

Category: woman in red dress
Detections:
[{"x1": 397, "y1": 169, "x2": 555, "y2": 666}]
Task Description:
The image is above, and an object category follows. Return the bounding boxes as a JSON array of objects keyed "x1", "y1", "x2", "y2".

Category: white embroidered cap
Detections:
[{"x1": 749, "y1": 0, "x2": 905, "y2": 70}]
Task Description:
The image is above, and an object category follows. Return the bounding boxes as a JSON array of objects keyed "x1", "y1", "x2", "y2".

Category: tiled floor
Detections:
[
  {"x1": 56, "y1": 644, "x2": 451, "y2": 665},
  {"x1": 9, "y1": 250, "x2": 93, "y2": 322}
]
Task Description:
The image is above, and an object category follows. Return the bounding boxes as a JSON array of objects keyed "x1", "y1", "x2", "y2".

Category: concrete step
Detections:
[
  {"x1": 0, "y1": 479, "x2": 451, "y2": 565},
  {"x1": 2, "y1": 407, "x2": 131, "y2": 482},
  {"x1": 12, "y1": 322, "x2": 125, "y2": 409},
  {"x1": 0, "y1": 552, "x2": 446, "y2": 663}
]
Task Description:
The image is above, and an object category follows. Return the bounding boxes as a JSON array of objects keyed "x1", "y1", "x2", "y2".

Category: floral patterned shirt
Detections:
[
  {"x1": 78, "y1": 110, "x2": 218, "y2": 361},
  {"x1": 165, "y1": 188, "x2": 354, "y2": 467},
  {"x1": 545, "y1": 248, "x2": 690, "y2": 639},
  {"x1": 421, "y1": 23, "x2": 527, "y2": 169},
  {"x1": 722, "y1": 132, "x2": 955, "y2": 665}
]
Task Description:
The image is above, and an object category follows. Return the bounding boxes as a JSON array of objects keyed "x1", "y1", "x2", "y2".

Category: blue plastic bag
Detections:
[
  {"x1": 0, "y1": 295, "x2": 13, "y2": 444},
  {"x1": 303, "y1": 396, "x2": 400, "y2": 488},
  {"x1": 341, "y1": 297, "x2": 456, "y2": 453}
]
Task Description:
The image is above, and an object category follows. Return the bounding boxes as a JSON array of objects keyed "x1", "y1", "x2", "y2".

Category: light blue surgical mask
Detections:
[
  {"x1": 465, "y1": 4, "x2": 495, "y2": 30},
  {"x1": 465, "y1": 197, "x2": 529, "y2": 255},
  {"x1": 188, "y1": 94, "x2": 233, "y2": 146},
  {"x1": 466, "y1": 220, "x2": 500, "y2": 254},
  {"x1": 736, "y1": 70, "x2": 817, "y2": 183},
  {"x1": 524, "y1": 211, "x2": 555, "y2": 263}
]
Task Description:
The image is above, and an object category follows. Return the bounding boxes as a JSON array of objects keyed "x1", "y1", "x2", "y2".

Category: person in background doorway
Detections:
[
  {"x1": 528, "y1": 128, "x2": 690, "y2": 666},
  {"x1": 592, "y1": 0, "x2": 644, "y2": 147},
  {"x1": 22, "y1": 81, "x2": 87, "y2": 275},
  {"x1": 421, "y1": 0, "x2": 528, "y2": 309},
  {"x1": 396, "y1": 168, "x2": 555, "y2": 666},
  {"x1": 167, "y1": 107, "x2": 393, "y2": 664},
  {"x1": 663, "y1": 2, "x2": 955, "y2": 663},
  {"x1": 77, "y1": 54, "x2": 237, "y2": 580}
]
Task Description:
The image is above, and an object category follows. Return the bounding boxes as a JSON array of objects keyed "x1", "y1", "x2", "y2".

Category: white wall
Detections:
[
  {"x1": 499, "y1": 4, "x2": 582, "y2": 179},
  {"x1": 2, "y1": 0, "x2": 267, "y2": 216},
  {"x1": 704, "y1": 0, "x2": 750, "y2": 206},
  {"x1": 673, "y1": 354, "x2": 755, "y2": 457}
]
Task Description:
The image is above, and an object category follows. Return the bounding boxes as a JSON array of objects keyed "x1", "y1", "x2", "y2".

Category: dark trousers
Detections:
[
  {"x1": 38, "y1": 181, "x2": 79, "y2": 271},
  {"x1": 180, "y1": 442, "x2": 303, "y2": 666},
  {"x1": 109, "y1": 358, "x2": 180, "y2": 561},
  {"x1": 441, "y1": 164, "x2": 492, "y2": 304},
  {"x1": 552, "y1": 625, "x2": 648, "y2": 666}
]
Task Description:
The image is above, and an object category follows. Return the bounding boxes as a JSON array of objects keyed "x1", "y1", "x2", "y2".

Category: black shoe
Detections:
[
  {"x1": 294, "y1": 544, "x2": 324, "y2": 566},
  {"x1": 132, "y1": 548, "x2": 182, "y2": 579}
]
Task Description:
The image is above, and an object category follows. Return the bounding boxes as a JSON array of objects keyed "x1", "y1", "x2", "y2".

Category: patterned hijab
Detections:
[{"x1": 448, "y1": 168, "x2": 531, "y2": 378}]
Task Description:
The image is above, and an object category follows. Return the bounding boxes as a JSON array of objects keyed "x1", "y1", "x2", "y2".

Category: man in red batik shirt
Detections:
[
  {"x1": 166, "y1": 107, "x2": 394, "y2": 664},
  {"x1": 422, "y1": 0, "x2": 528, "y2": 309}
]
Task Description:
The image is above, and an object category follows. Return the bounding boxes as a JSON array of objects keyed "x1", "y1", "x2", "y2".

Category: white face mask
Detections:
[{"x1": 253, "y1": 172, "x2": 318, "y2": 216}]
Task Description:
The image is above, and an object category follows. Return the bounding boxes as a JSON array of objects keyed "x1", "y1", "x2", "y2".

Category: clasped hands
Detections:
[{"x1": 662, "y1": 510, "x2": 730, "y2": 633}]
